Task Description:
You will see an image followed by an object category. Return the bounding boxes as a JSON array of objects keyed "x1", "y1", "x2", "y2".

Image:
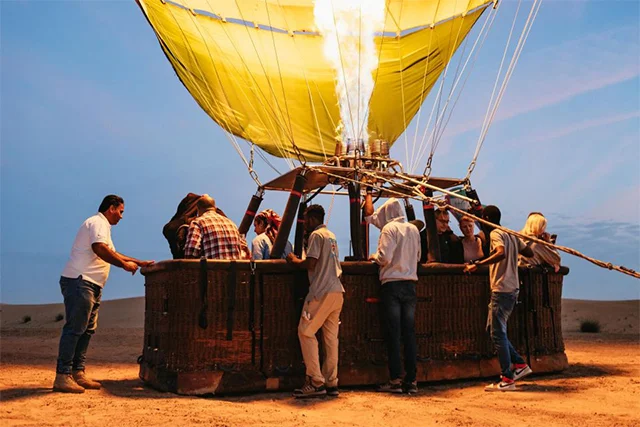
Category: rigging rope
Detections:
[
  {"x1": 426, "y1": 5, "x2": 498, "y2": 166},
  {"x1": 166, "y1": 4, "x2": 260, "y2": 185},
  {"x1": 413, "y1": 3, "x2": 497, "y2": 176},
  {"x1": 307, "y1": 165, "x2": 640, "y2": 280},
  {"x1": 356, "y1": 3, "x2": 390, "y2": 142},
  {"x1": 330, "y1": 0, "x2": 357, "y2": 146},
  {"x1": 466, "y1": 0, "x2": 542, "y2": 180},
  {"x1": 212, "y1": 0, "x2": 298, "y2": 166},
  {"x1": 211, "y1": 5, "x2": 298, "y2": 167},
  {"x1": 274, "y1": 0, "x2": 330, "y2": 162},
  {"x1": 413, "y1": 4, "x2": 498, "y2": 174},
  {"x1": 409, "y1": 17, "x2": 437, "y2": 171},
  {"x1": 264, "y1": 0, "x2": 298, "y2": 156},
  {"x1": 425, "y1": 0, "x2": 466, "y2": 171},
  {"x1": 443, "y1": 202, "x2": 640, "y2": 280}
]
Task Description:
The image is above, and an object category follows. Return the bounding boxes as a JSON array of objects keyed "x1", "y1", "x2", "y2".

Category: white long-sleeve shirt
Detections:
[{"x1": 366, "y1": 198, "x2": 421, "y2": 284}]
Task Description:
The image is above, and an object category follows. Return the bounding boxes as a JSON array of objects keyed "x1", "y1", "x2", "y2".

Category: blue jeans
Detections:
[
  {"x1": 56, "y1": 276, "x2": 102, "y2": 374},
  {"x1": 381, "y1": 280, "x2": 417, "y2": 384},
  {"x1": 487, "y1": 291, "x2": 525, "y2": 379}
]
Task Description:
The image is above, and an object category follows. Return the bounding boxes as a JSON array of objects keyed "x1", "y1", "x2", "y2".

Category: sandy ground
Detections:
[{"x1": 1, "y1": 298, "x2": 639, "y2": 427}]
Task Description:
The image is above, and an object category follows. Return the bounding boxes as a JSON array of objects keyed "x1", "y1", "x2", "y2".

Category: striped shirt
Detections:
[{"x1": 184, "y1": 210, "x2": 249, "y2": 260}]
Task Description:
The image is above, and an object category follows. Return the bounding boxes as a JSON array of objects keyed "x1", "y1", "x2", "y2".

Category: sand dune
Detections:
[
  {"x1": 2, "y1": 297, "x2": 638, "y2": 334},
  {"x1": 562, "y1": 299, "x2": 639, "y2": 335},
  {"x1": 1, "y1": 297, "x2": 145, "y2": 329}
]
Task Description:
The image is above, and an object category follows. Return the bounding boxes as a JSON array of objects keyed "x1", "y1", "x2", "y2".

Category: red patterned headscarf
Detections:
[{"x1": 255, "y1": 209, "x2": 282, "y2": 244}]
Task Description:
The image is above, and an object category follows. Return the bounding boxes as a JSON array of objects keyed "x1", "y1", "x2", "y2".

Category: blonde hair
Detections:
[
  {"x1": 459, "y1": 215, "x2": 474, "y2": 225},
  {"x1": 521, "y1": 212, "x2": 547, "y2": 237}
]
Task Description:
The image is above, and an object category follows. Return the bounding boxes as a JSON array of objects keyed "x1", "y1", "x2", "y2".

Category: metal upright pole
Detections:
[
  {"x1": 293, "y1": 199, "x2": 307, "y2": 257},
  {"x1": 271, "y1": 172, "x2": 306, "y2": 259},
  {"x1": 348, "y1": 182, "x2": 364, "y2": 260},
  {"x1": 422, "y1": 188, "x2": 441, "y2": 262},
  {"x1": 404, "y1": 198, "x2": 416, "y2": 221},
  {"x1": 238, "y1": 189, "x2": 265, "y2": 236}
]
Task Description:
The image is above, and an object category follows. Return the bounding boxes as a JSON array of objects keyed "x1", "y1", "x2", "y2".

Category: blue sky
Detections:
[{"x1": 1, "y1": 0, "x2": 638, "y2": 303}]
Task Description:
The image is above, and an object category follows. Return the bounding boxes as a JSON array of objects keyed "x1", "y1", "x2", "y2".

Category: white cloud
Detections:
[
  {"x1": 446, "y1": 25, "x2": 640, "y2": 137},
  {"x1": 521, "y1": 111, "x2": 640, "y2": 146}
]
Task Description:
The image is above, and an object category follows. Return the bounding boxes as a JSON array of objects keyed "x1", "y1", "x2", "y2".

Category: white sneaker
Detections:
[
  {"x1": 485, "y1": 377, "x2": 516, "y2": 392},
  {"x1": 513, "y1": 365, "x2": 533, "y2": 381}
]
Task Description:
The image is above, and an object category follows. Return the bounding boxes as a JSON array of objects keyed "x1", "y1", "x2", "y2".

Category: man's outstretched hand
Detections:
[{"x1": 123, "y1": 261, "x2": 139, "y2": 275}]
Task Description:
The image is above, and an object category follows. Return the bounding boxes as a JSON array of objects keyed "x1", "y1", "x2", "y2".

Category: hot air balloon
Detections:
[{"x1": 136, "y1": 0, "x2": 571, "y2": 395}]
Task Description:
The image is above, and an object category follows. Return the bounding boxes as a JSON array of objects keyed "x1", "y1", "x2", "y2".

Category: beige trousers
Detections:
[{"x1": 298, "y1": 292, "x2": 344, "y2": 387}]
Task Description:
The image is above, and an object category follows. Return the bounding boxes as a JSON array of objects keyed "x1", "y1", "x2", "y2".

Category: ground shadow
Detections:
[
  {"x1": 100, "y1": 379, "x2": 371, "y2": 408},
  {"x1": 543, "y1": 362, "x2": 625, "y2": 380},
  {"x1": 515, "y1": 383, "x2": 578, "y2": 393},
  {"x1": 0, "y1": 387, "x2": 52, "y2": 402},
  {"x1": 104, "y1": 361, "x2": 625, "y2": 403},
  {"x1": 100, "y1": 379, "x2": 183, "y2": 400},
  {"x1": 2, "y1": 362, "x2": 624, "y2": 404}
]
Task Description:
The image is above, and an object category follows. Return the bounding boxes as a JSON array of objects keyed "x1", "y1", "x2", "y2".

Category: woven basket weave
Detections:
[{"x1": 140, "y1": 260, "x2": 567, "y2": 394}]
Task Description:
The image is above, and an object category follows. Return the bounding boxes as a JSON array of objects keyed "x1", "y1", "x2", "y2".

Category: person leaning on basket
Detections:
[
  {"x1": 54, "y1": 195, "x2": 154, "y2": 393},
  {"x1": 364, "y1": 195, "x2": 421, "y2": 395},
  {"x1": 286, "y1": 204, "x2": 345, "y2": 398},
  {"x1": 518, "y1": 212, "x2": 561, "y2": 272},
  {"x1": 463, "y1": 205, "x2": 535, "y2": 392},
  {"x1": 183, "y1": 195, "x2": 249, "y2": 260}
]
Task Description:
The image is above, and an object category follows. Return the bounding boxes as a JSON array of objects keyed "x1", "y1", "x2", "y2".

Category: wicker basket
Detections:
[{"x1": 139, "y1": 260, "x2": 568, "y2": 394}]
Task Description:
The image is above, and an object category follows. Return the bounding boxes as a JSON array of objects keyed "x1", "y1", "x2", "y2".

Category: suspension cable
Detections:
[
  {"x1": 308, "y1": 165, "x2": 640, "y2": 280},
  {"x1": 443, "y1": 202, "x2": 640, "y2": 280},
  {"x1": 414, "y1": 5, "x2": 498, "y2": 174},
  {"x1": 264, "y1": 0, "x2": 301, "y2": 164},
  {"x1": 413, "y1": 4, "x2": 496, "y2": 176},
  {"x1": 356, "y1": 3, "x2": 390, "y2": 142},
  {"x1": 212, "y1": 0, "x2": 299, "y2": 165},
  {"x1": 330, "y1": 0, "x2": 357, "y2": 146},
  {"x1": 207, "y1": 7, "x2": 297, "y2": 167},
  {"x1": 428, "y1": 5, "x2": 499, "y2": 161},
  {"x1": 466, "y1": 0, "x2": 541, "y2": 180},
  {"x1": 164, "y1": 4, "x2": 256, "y2": 176},
  {"x1": 415, "y1": 5, "x2": 497, "y2": 176}
]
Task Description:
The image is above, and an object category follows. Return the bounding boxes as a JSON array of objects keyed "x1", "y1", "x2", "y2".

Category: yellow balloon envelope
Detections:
[{"x1": 137, "y1": 0, "x2": 490, "y2": 162}]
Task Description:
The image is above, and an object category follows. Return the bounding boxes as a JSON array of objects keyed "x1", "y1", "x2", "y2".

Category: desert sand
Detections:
[{"x1": 1, "y1": 297, "x2": 638, "y2": 427}]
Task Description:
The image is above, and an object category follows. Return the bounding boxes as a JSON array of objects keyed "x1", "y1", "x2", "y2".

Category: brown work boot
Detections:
[
  {"x1": 73, "y1": 370, "x2": 102, "y2": 389},
  {"x1": 53, "y1": 373, "x2": 85, "y2": 393}
]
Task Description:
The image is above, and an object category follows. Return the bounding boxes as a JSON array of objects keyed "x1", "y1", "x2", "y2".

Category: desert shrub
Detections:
[
  {"x1": 580, "y1": 319, "x2": 601, "y2": 333},
  {"x1": 22, "y1": 315, "x2": 32, "y2": 324},
  {"x1": 55, "y1": 313, "x2": 64, "y2": 322}
]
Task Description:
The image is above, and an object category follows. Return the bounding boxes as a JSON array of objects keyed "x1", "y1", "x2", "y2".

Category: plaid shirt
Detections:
[{"x1": 184, "y1": 210, "x2": 249, "y2": 260}]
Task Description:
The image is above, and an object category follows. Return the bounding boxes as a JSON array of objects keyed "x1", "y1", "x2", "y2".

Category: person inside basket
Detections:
[
  {"x1": 286, "y1": 204, "x2": 345, "y2": 398},
  {"x1": 364, "y1": 196, "x2": 421, "y2": 395},
  {"x1": 518, "y1": 212, "x2": 561, "y2": 272},
  {"x1": 183, "y1": 195, "x2": 249, "y2": 260},
  {"x1": 458, "y1": 215, "x2": 485, "y2": 263},
  {"x1": 54, "y1": 195, "x2": 154, "y2": 393},
  {"x1": 435, "y1": 208, "x2": 464, "y2": 263},
  {"x1": 463, "y1": 205, "x2": 535, "y2": 392},
  {"x1": 251, "y1": 209, "x2": 293, "y2": 260}
]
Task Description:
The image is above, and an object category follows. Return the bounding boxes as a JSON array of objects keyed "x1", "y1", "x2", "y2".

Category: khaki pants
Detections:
[{"x1": 298, "y1": 292, "x2": 344, "y2": 387}]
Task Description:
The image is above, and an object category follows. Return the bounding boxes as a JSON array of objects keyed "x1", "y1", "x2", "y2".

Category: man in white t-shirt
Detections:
[
  {"x1": 54, "y1": 195, "x2": 154, "y2": 393},
  {"x1": 365, "y1": 195, "x2": 421, "y2": 395},
  {"x1": 463, "y1": 205, "x2": 534, "y2": 392},
  {"x1": 287, "y1": 204, "x2": 344, "y2": 398}
]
